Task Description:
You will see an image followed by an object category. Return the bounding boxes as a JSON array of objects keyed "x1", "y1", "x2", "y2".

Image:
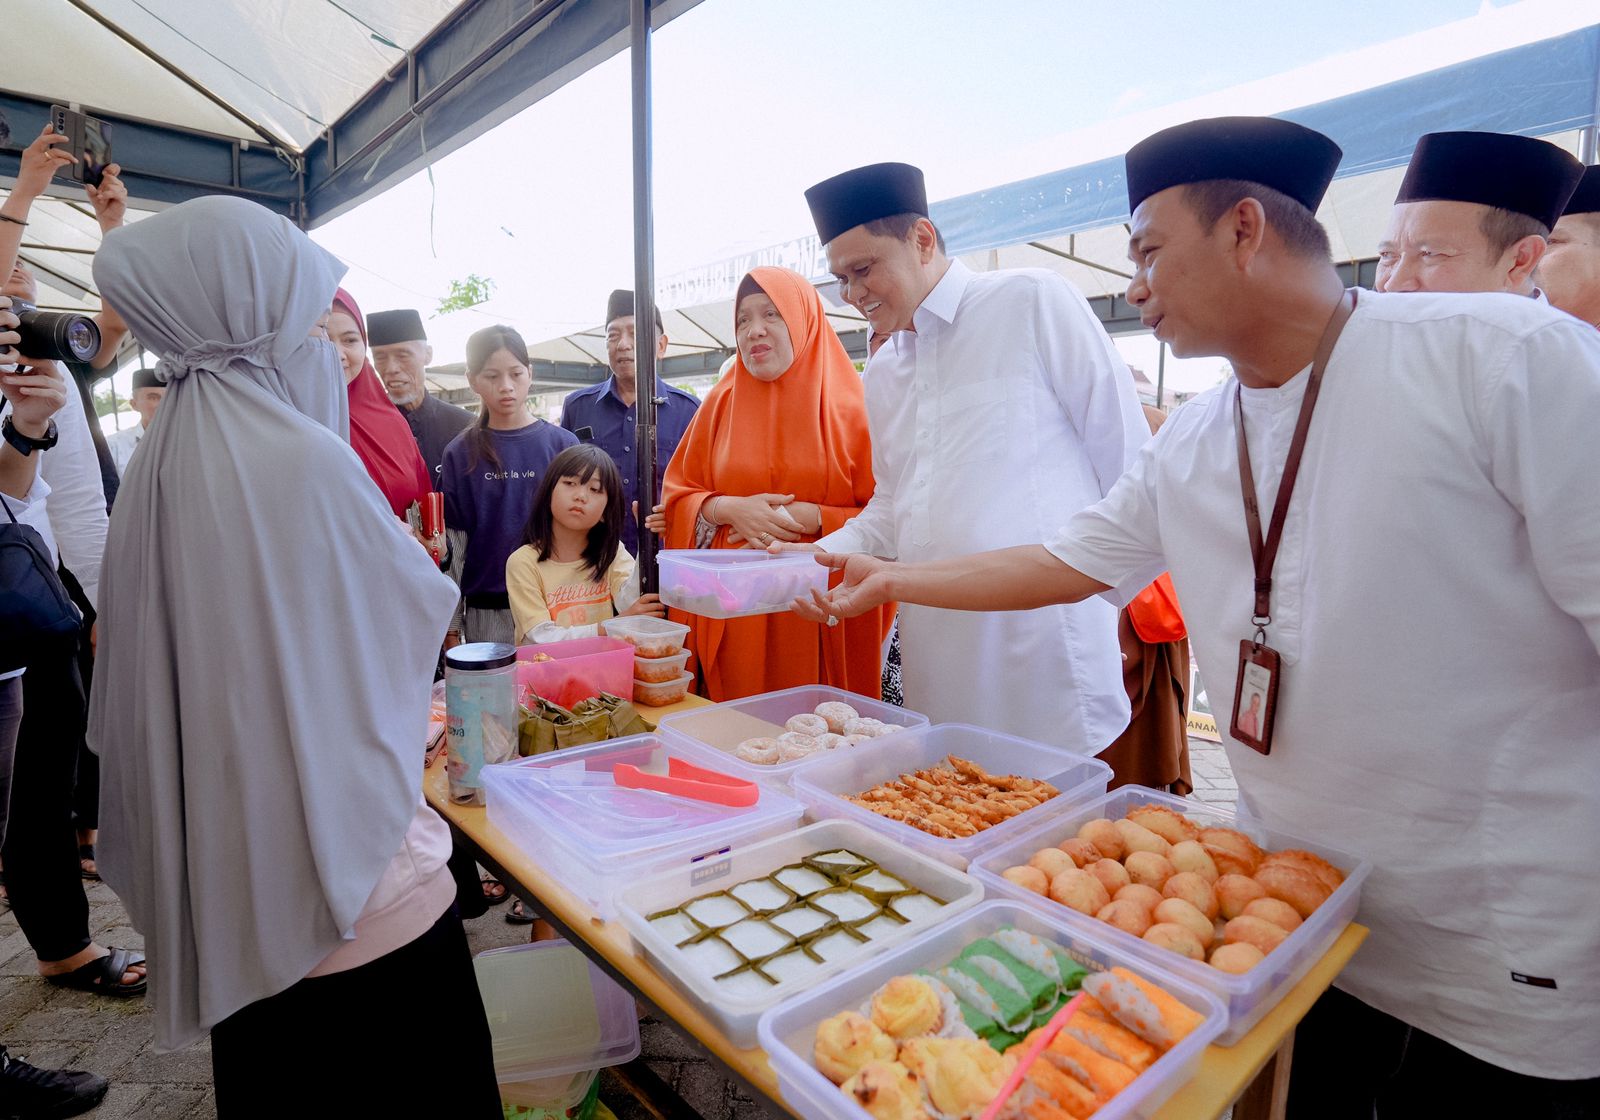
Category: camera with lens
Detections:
[{"x1": 8, "y1": 300, "x2": 101, "y2": 365}]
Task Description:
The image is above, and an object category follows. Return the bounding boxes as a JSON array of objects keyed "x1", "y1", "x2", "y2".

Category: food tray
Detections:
[
  {"x1": 602, "y1": 615, "x2": 690, "y2": 658},
  {"x1": 792, "y1": 724, "x2": 1112, "y2": 868},
  {"x1": 658, "y1": 686, "x2": 929, "y2": 791},
  {"x1": 757, "y1": 900, "x2": 1227, "y2": 1120},
  {"x1": 516, "y1": 637, "x2": 635, "y2": 709},
  {"x1": 658, "y1": 549, "x2": 827, "y2": 619},
  {"x1": 615, "y1": 820, "x2": 983, "y2": 1047},
  {"x1": 970, "y1": 786, "x2": 1370, "y2": 1044}
]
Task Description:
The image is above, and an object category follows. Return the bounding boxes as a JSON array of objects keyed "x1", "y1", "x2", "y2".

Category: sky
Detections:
[{"x1": 293, "y1": 0, "x2": 1577, "y2": 396}]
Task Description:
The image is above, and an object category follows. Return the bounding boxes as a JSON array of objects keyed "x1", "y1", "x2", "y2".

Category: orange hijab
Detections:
[{"x1": 663, "y1": 267, "x2": 892, "y2": 700}]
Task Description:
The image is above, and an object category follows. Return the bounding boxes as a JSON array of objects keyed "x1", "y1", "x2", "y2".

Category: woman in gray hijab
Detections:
[{"x1": 88, "y1": 196, "x2": 498, "y2": 1115}]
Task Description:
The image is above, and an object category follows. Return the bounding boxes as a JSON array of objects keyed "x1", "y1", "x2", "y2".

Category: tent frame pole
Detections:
[{"x1": 630, "y1": 0, "x2": 660, "y2": 594}]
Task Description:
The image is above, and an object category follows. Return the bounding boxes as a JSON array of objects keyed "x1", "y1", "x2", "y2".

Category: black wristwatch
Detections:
[{"x1": 1, "y1": 416, "x2": 58, "y2": 456}]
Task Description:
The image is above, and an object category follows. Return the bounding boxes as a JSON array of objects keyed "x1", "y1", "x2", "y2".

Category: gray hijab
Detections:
[{"x1": 88, "y1": 196, "x2": 458, "y2": 1050}]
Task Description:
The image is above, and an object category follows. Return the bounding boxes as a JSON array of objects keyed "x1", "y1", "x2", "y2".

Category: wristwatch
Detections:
[{"x1": 1, "y1": 416, "x2": 58, "y2": 456}]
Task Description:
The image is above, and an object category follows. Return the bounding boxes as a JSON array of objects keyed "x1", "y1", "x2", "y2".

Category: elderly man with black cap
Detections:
[
  {"x1": 367, "y1": 308, "x2": 474, "y2": 483},
  {"x1": 796, "y1": 161, "x2": 1148, "y2": 757},
  {"x1": 104, "y1": 367, "x2": 164, "y2": 476},
  {"x1": 1375, "y1": 130, "x2": 1584, "y2": 297},
  {"x1": 1541, "y1": 166, "x2": 1600, "y2": 329},
  {"x1": 561, "y1": 290, "x2": 698, "y2": 554},
  {"x1": 798, "y1": 117, "x2": 1600, "y2": 1115}
]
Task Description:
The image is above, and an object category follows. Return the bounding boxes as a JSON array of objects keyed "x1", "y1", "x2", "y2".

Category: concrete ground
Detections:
[{"x1": 0, "y1": 737, "x2": 1236, "y2": 1118}]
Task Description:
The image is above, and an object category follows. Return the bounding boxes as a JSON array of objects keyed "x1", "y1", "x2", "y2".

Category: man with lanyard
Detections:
[
  {"x1": 801, "y1": 162, "x2": 1148, "y2": 754},
  {"x1": 1541, "y1": 166, "x2": 1600, "y2": 329},
  {"x1": 796, "y1": 117, "x2": 1600, "y2": 1115},
  {"x1": 561, "y1": 290, "x2": 698, "y2": 554},
  {"x1": 1374, "y1": 130, "x2": 1583, "y2": 298},
  {"x1": 367, "y1": 308, "x2": 473, "y2": 485}
]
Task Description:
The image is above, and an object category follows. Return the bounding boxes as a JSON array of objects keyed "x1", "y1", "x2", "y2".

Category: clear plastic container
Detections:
[
  {"x1": 657, "y1": 549, "x2": 827, "y2": 619},
  {"x1": 482, "y1": 735, "x2": 805, "y2": 918},
  {"x1": 634, "y1": 649, "x2": 692, "y2": 684},
  {"x1": 602, "y1": 615, "x2": 691, "y2": 658},
  {"x1": 791, "y1": 724, "x2": 1113, "y2": 868},
  {"x1": 757, "y1": 900, "x2": 1228, "y2": 1120},
  {"x1": 969, "y1": 786, "x2": 1371, "y2": 1044},
  {"x1": 634, "y1": 671, "x2": 693, "y2": 707},
  {"x1": 474, "y1": 939, "x2": 641, "y2": 1090},
  {"x1": 445, "y1": 642, "x2": 520, "y2": 805},
  {"x1": 516, "y1": 637, "x2": 635, "y2": 710},
  {"x1": 614, "y1": 819, "x2": 985, "y2": 1047},
  {"x1": 658, "y1": 686, "x2": 930, "y2": 791}
]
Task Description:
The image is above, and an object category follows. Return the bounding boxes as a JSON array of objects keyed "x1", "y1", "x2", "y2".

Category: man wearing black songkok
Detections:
[
  {"x1": 1375, "y1": 131, "x2": 1583, "y2": 297},
  {"x1": 1540, "y1": 166, "x2": 1600, "y2": 328},
  {"x1": 367, "y1": 309, "x2": 473, "y2": 483}
]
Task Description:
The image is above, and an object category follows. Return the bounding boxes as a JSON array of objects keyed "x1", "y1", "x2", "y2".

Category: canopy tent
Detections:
[{"x1": 2, "y1": 0, "x2": 701, "y2": 323}]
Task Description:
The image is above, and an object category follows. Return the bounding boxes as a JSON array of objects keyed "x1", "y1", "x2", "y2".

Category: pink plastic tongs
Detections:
[{"x1": 612, "y1": 757, "x2": 759, "y2": 807}]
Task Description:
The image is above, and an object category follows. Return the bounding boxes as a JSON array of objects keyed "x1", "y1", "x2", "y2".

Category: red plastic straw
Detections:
[{"x1": 977, "y1": 992, "x2": 1085, "y2": 1120}]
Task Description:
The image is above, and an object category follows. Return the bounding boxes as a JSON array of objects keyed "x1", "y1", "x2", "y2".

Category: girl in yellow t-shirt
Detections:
[{"x1": 506, "y1": 444, "x2": 666, "y2": 644}]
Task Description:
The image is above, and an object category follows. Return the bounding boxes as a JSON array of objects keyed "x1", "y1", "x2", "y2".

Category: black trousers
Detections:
[
  {"x1": 2, "y1": 652, "x2": 92, "y2": 962},
  {"x1": 0, "y1": 675, "x2": 21, "y2": 845},
  {"x1": 1289, "y1": 987, "x2": 1600, "y2": 1118},
  {"x1": 211, "y1": 906, "x2": 501, "y2": 1118}
]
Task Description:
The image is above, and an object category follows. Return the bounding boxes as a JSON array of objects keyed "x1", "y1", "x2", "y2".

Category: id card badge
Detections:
[{"x1": 1230, "y1": 640, "x2": 1281, "y2": 755}]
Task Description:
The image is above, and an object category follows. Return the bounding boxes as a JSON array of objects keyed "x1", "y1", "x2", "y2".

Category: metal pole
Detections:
[
  {"x1": 630, "y1": 0, "x2": 660, "y2": 594},
  {"x1": 1156, "y1": 340, "x2": 1166, "y2": 409}
]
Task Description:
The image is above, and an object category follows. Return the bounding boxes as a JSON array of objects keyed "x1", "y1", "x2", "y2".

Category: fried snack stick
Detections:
[
  {"x1": 1081, "y1": 968, "x2": 1205, "y2": 1051},
  {"x1": 1018, "y1": 1056, "x2": 1098, "y2": 1120},
  {"x1": 947, "y1": 756, "x2": 1060, "y2": 798},
  {"x1": 1040, "y1": 1033, "x2": 1137, "y2": 1105}
]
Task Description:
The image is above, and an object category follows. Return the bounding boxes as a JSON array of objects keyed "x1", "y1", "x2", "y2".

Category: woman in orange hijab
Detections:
[{"x1": 663, "y1": 267, "x2": 892, "y2": 701}]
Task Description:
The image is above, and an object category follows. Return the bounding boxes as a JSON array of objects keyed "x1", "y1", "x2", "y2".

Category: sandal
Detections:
[
  {"x1": 481, "y1": 877, "x2": 508, "y2": 905},
  {"x1": 44, "y1": 948, "x2": 147, "y2": 999},
  {"x1": 505, "y1": 899, "x2": 537, "y2": 925},
  {"x1": 79, "y1": 844, "x2": 100, "y2": 882}
]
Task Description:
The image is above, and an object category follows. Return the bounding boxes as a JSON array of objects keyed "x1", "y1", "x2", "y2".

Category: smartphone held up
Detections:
[{"x1": 49, "y1": 104, "x2": 113, "y2": 188}]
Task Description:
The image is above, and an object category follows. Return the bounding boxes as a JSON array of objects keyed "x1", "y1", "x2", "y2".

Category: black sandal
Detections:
[
  {"x1": 79, "y1": 844, "x2": 100, "y2": 882},
  {"x1": 505, "y1": 899, "x2": 537, "y2": 925},
  {"x1": 44, "y1": 948, "x2": 147, "y2": 999},
  {"x1": 481, "y1": 877, "x2": 508, "y2": 904}
]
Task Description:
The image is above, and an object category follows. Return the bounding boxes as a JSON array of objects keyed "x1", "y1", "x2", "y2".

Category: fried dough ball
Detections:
[
  {"x1": 1143, "y1": 922, "x2": 1206, "y2": 961},
  {"x1": 1126, "y1": 804, "x2": 1199, "y2": 844},
  {"x1": 1153, "y1": 897, "x2": 1215, "y2": 948},
  {"x1": 1113, "y1": 883, "x2": 1164, "y2": 913},
  {"x1": 1169, "y1": 840, "x2": 1220, "y2": 883},
  {"x1": 1049, "y1": 868, "x2": 1111, "y2": 915},
  {"x1": 1224, "y1": 915, "x2": 1290, "y2": 956},
  {"x1": 1028, "y1": 848, "x2": 1077, "y2": 881},
  {"x1": 1113, "y1": 818, "x2": 1172, "y2": 856},
  {"x1": 1096, "y1": 899, "x2": 1155, "y2": 937},
  {"x1": 1214, "y1": 874, "x2": 1269, "y2": 920},
  {"x1": 1123, "y1": 850, "x2": 1177, "y2": 890},
  {"x1": 1196, "y1": 827, "x2": 1264, "y2": 877},
  {"x1": 1077, "y1": 818, "x2": 1126, "y2": 862},
  {"x1": 1161, "y1": 871, "x2": 1220, "y2": 921},
  {"x1": 1056, "y1": 838, "x2": 1104, "y2": 868},
  {"x1": 1001, "y1": 865, "x2": 1049, "y2": 895},
  {"x1": 1254, "y1": 863, "x2": 1333, "y2": 918},
  {"x1": 1241, "y1": 897, "x2": 1303, "y2": 933},
  {"x1": 1209, "y1": 942, "x2": 1266, "y2": 974},
  {"x1": 1085, "y1": 857, "x2": 1132, "y2": 897}
]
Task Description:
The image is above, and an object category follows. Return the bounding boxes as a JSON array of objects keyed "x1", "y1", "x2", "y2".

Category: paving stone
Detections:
[
  {"x1": 645, "y1": 1059, "x2": 679, "y2": 1086},
  {"x1": 675, "y1": 1061, "x2": 734, "y2": 1120},
  {"x1": 128, "y1": 1044, "x2": 215, "y2": 1085},
  {"x1": 8, "y1": 1005, "x2": 114, "y2": 1042},
  {"x1": 76, "y1": 1082, "x2": 153, "y2": 1120},
  {"x1": 126, "y1": 1085, "x2": 210, "y2": 1118},
  {"x1": 639, "y1": 1016, "x2": 705, "y2": 1062}
]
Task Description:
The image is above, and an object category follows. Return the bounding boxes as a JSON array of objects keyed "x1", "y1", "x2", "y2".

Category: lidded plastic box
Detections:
[
  {"x1": 614, "y1": 819, "x2": 984, "y2": 1047},
  {"x1": 601, "y1": 615, "x2": 690, "y2": 658},
  {"x1": 474, "y1": 939, "x2": 641, "y2": 1106},
  {"x1": 792, "y1": 724, "x2": 1112, "y2": 868},
  {"x1": 633, "y1": 671, "x2": 694, "y2": 707},
  {"x1": 757, "y1": 900, "x2": 1227, "y2": 1120},
  {"x1": 483, "y1": 734, "x2": 805, "y2": 917},
  {"x1": 634, "y1": 648, "x2": 692, "y2": 684},
  {"x1": 515, "y1": 637, "x2": 635, "y2": 709},
  {"x1": 658, "y1": 686, "x2": 929, "y2": 791},
  {"x1": 970, "y1": 786, "x2": 1370, "y2": 1044},
  {"x1": 657, "y1": 549, "x2": 827, "y2": 619}
]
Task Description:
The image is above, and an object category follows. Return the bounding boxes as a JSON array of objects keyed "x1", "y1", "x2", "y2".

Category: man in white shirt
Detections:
[
  {"x1": 1374, "y1": 130, "x2": 1583, "y2": 297},
  {"x1": 1540, "y1": 166, "x2": 1600, "y2": 329},
  {"x1": 799, "y1": 162, "x2": 1149, "y2": 756},
  {"x1": 800, "y1": 118, "x2": 1600, "y2": 1114},
  {"x1": 104, "y1": 367, "x2": 164, "y2": 476}
]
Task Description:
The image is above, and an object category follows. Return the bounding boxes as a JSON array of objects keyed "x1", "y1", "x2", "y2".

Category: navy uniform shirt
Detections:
[
  {"x1": 404, "y1": 392, "x2": 476, "y2": 486},
  {"x1": 560, "y1": 376, "x2": 700, "y2": 554}
]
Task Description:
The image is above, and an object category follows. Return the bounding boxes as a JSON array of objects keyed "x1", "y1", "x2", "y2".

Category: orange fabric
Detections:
[
  {"x1": 1128, "y1": 572, "x2": 1186, "y2": 643},
  {"x1": 662, "y1": 266, "x2": 893, "y2": 701}
]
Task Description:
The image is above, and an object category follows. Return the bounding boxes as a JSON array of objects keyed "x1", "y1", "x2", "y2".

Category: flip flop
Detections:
[
  {"x1": 79, "y1": 844, "x2": 100, "y2": 882},
  {"x1": 481, "y1": 877, "x2": 508, "y2": 904},
  {"x1": 44, "y1": 948, "x2": 147, "y2": 999},
  {"x1": 505, "y1": 899, "x2": 537, "y2": 925}
]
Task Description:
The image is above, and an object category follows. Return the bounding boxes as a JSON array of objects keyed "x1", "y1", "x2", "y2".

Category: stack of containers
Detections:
[
  {"x1": 515, "y1": 638, "x2": 635, "y2": 709},
  {"x1": 971, "y1": 786, "x2": 1370, "y2": 1043},
  {"x1": 757, "y1": 900, "x2": 1228, "y2": 1120},
  {"x1": 601, "y1": 616, "x2": 694, "y2": 707},
  {"x1": 792, "y1": 724, "x2": 1113, "y2": 869},
  {"x1": 474, "y1": 939, "x2": 641, "y2": 1119},
  {"x1": 658, "y1": 686, "x2": 929, "y2": 791},
  {"x1": 482, "y1": 734, "x2": 805, "y2": 918}
]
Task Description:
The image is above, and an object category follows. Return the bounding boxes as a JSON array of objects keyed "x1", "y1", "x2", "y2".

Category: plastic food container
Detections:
[
  {"x1": 602, "y1": 615, "x2": 690, "y2": 659},
  {"x1": 615, "y1": 819, "x2": 984, "y2": 1047},
  {"x1": 970, "y1": 786, "x2": 1371, "y2": 1044},
  {"x1": 634, "y1": 670, "x2": 693, "y2": 707},
  {"x1": 659, "y1": 686, "x2": 930, "y2": 791},
  {"x1": 658, "y1": 549, "x2": 827, "y2": 619},
  {"x1": 483, "y1": 735, "x2": 805, "y2": 918},
  {"x1": 758, "y1": 900, "x2": 1227, "y2": 1120},
  {"x1": 474, "y1": 939, "x2": 641, "y2": 1116},
  {"x1": 635, "y1": 649, "x2": 692, "y2": 684},
  {"x1": 792, "y1": 724, "x2": 1112, "y2": 869},
  {"x1": 516, "y1": 638, "x2": 635, "y2": 709}
]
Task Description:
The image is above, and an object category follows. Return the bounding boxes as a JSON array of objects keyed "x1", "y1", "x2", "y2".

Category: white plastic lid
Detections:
[
  {"x1": 483, "y1": 735, "x2": 802, "y2": 857},
  {"x1": 474, "y1": 940, "x2": 641, "y2": 1082}
]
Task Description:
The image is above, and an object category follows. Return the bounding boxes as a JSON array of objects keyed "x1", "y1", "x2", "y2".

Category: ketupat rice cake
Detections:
[
  {"x1": 856, "y1": 913, "x2": 909, "y2": 942},
  {"x1": 646, "y1": 909, "x2": 701, "y2": 946},
  {"x1": 811, "y1": 888, "x2": 880, "y2": 923},
  {"x1": 812, "y1": 928, "x2": 868, "y2": 962},
  {"x1": 774, "y1": 865, "x2": 833, "y2": 898},
  {"x1": 887, "y1": 893, "x2": 946, "y2": 924},
  {"x1": 770, "y1": 905, "x2": 834, "y2": 939},
  {"x1": 679, "y1": 936, "x2": 743, "y2": 978},
  {"x1": 683, "y1": 893, "x2": 749, "y2": 928},
  {"x1": 728, "y1": 877, "x2": 791, "y2": 915},
  {"x1": 721, "y1": 918, "x2": 792, "y2": 961},
  {"x1": 715, "y1": 966, "x2": 778, "y2": 1000}
]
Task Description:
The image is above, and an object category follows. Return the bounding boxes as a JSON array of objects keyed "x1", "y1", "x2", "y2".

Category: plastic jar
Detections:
[{"x1": 444, "y1": 642, "x2": 519, "y2": 805}]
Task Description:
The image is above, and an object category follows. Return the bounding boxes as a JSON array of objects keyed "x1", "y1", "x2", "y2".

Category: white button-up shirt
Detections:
[
  {"x1": 821, "y1": 260, "x2": 1148, "y2": 753},
  {"x1": 106, "y1": 421, "x2": 144, "y2": 476},
  {"x1": 1047, "y1": 289, "x2": 1600, "y2": 1079}
]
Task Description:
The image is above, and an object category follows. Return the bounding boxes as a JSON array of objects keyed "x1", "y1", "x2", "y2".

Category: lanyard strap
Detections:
[{"x1": 1235, "y1": 288, "x2": 1357, "y2": 633}]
